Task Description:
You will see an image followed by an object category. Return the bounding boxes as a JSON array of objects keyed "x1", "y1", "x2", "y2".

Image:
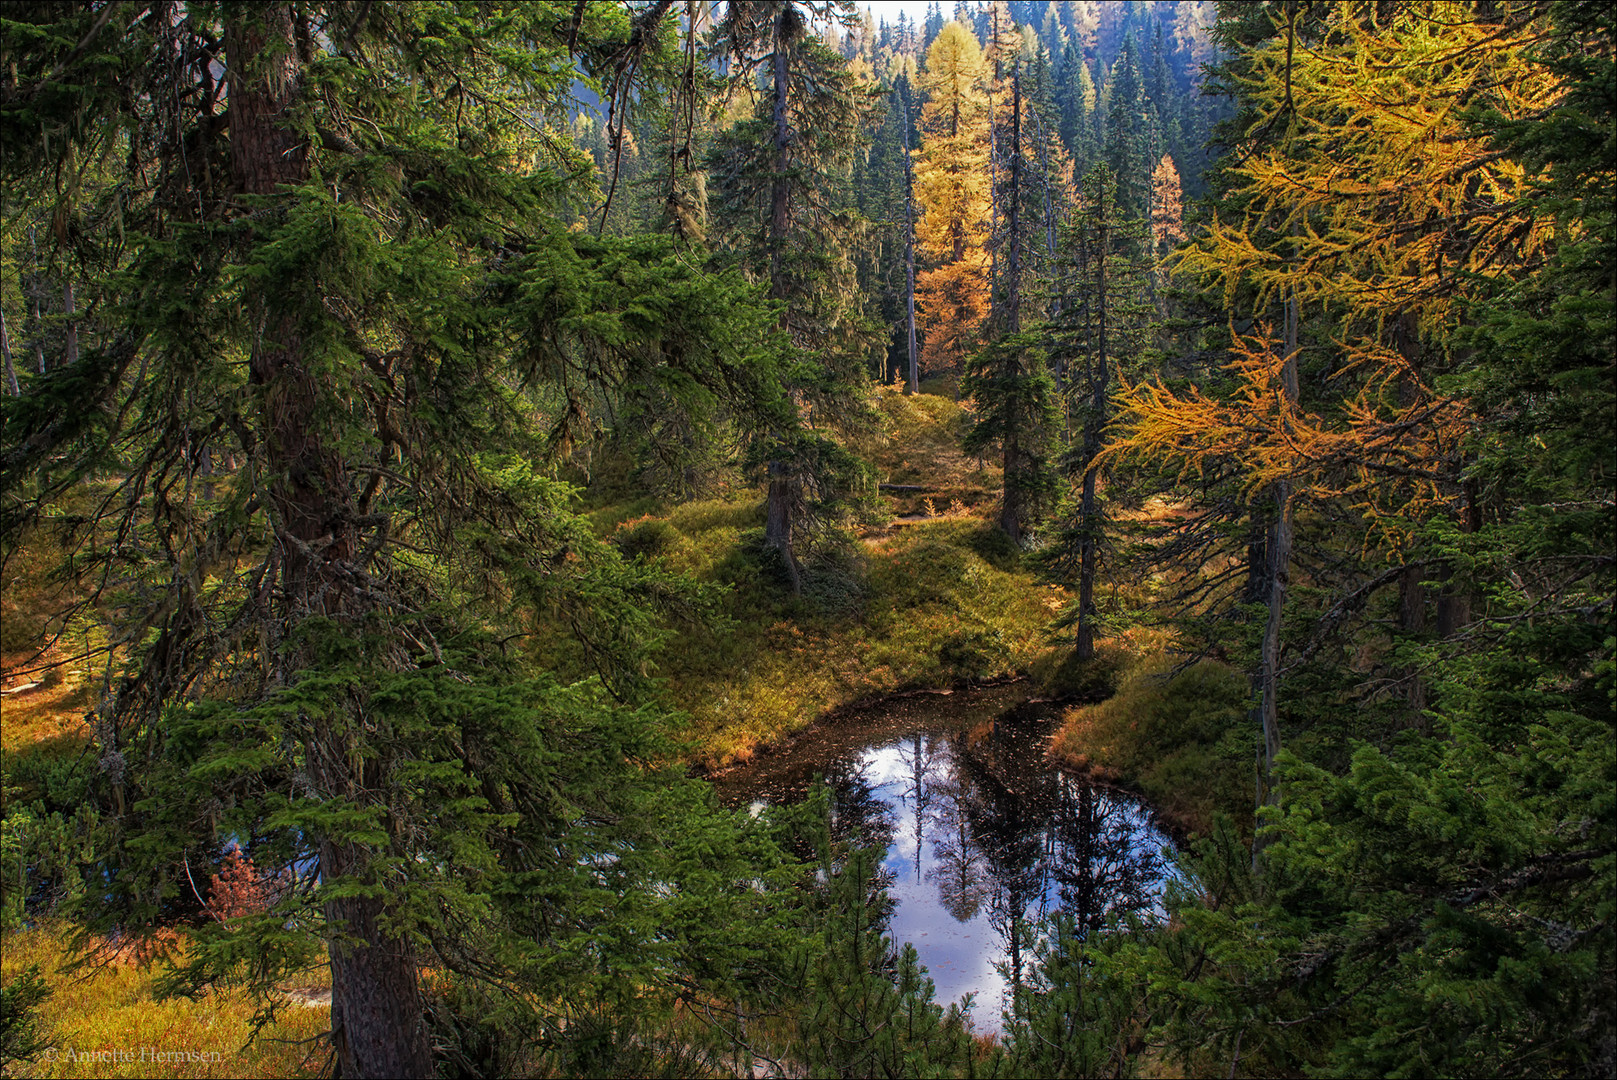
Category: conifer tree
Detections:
[
  {"x1": 1103, "y1": 33, "x2": 1151, "y2": 221},
  {"x1": 965, "y1": 49, "x2": 1060, "y2": 545},
  {"x1": 913, "y1": 19, "x2": 991, "y2": 383},
  {"x1": 1149, "y1": 153, "x2": 1186, "y2": 255},
  {"x1": 1041, "y1": 163, "x2": 1152, "y2": 659},
  {"x1": 1, "y1": 3, "x2": 795, "y2": 1074},
  {"x1": 708, "y1": 0, "x2": 877, "y2": 592}
]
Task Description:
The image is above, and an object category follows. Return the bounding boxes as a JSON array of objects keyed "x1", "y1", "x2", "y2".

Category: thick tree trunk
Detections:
[
  {"x1": 764, "y1": 13, "x2": 799, "y2": 591},
  {"x1": 1243, "y1": 525, "x2": 1267, "y2": 606},
  {"x1": 226, "y1": 8, "x2": 432, "y2": 1076},
  {"x1": 1435, "y1": 482, "x2": 1479, "y2": 638}
]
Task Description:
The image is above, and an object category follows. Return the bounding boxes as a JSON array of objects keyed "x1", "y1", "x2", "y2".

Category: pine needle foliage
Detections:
[{"x1": 1, "y1": 3, "x2": 799, "y2": 1074}]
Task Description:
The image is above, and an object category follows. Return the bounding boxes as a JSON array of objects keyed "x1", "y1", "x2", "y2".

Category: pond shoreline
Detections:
[{"x1": 688, "y1": 672, "x2": 1030, "y2": 782}]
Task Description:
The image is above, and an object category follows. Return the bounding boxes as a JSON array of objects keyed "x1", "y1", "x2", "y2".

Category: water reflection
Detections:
[{"x1": 718, "y1": 687, "x2": 1173, "y2": 1024}]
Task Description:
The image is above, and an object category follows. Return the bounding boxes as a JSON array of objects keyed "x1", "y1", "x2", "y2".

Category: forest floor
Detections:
[
  {"x1": 583, "y1": 386, "x2": 1077, "y2": 767},
  {"x1": 0, "y1": 385, "x2": 1239, "y2": 1078}
]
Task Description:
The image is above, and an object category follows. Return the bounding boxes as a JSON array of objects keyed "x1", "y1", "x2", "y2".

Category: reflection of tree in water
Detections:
[
  {"x1": 823, "y1": 756, "x2": 899, "y2": 907},
  {"x1": 955, "y1": 721, "x2": 1060, "y2": 988},
  {"x1": 1051, "y1": 774, "x2": 1162, "y2": 939},
  {"x1": 823, "y1": 756, "x2": 898, "y2": 854},
  {"x1": 894, "y1": 735, "x2": 940, "y2": 884},
  {"x1": 925, "y1": 749, "x2": 992, "y2": 922}
]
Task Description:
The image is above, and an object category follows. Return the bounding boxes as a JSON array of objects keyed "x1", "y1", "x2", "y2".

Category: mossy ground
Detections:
[
  {"x1": 2, "y1": 388, "x2": 1219, "y2": 1073},
  {"x1": 591, "y1": 388, "x2": 1069, "y2": 766},
  {"x1": 0, "y1": 925, "x2": 329, "y2": 1079},
  {"x1": 1048, "y1": 645, "x2": 1255, "y2": 837}
]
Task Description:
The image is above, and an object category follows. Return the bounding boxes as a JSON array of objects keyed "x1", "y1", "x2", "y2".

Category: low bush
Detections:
[{"x1": 612, "y1": 515, "x2": 684, "y2": 562}]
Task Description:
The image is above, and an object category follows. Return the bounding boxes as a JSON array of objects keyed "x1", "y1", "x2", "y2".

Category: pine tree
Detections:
[
  {"x1": 1103, "y1": 33, "x2": 1150, "y2": 221},
  {"x1": 964, "y1": 49, "x2": 1060, "y2": 546},
  {"x1": 1056, "y1": 38, "x2": 1097, "y2": 174},
  {"x1": 1041, "y1": 163, "x2": 1152, "y2": 660},
  {"x1": 924, "y1": 0, "x2": 945, "y2": 49},
  {"x1": 708, "y1": 0, "x2": 878, "y2": 593},
  {"x1": 1, "y1": 4, "x2": 795, "y2": 1074}
]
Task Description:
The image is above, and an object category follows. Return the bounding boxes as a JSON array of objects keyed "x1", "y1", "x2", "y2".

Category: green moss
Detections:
[{"x1": 1052, "y1": 655, "x2": 1253, "y2": 835}]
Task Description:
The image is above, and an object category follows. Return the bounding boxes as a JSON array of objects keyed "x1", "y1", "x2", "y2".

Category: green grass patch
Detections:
[
  {"x1": 1, "y1": 924, "x2": 330, "y2": 1078},
  {"x1": 606, "y1": 500, "x2": 1062, "y2": 766},
  {"x1": 1050, "y1": 652, "x2": 1254, "y2": 836}
]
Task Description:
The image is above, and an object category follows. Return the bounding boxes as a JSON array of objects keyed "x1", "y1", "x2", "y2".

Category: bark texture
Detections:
[{"x1": 226, "y1": 8, "x2": 432, "y2": 1076}]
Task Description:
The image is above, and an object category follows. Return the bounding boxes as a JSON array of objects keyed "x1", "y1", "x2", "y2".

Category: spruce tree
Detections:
[
  {"x1": 708, "y1": 0, "x2": 877, "y2": 594},
  {"x1": 1103, "y1": 33, "x2": 1151, "y2": 221},
  {"x1": 964, "y1": 50, "x2": 1060, "y2": 545},
  {"x1": 1, "y1": 3, "x2": 795, "y2": 1074},
  {"x1": 1040, "y1": 163, "x2": 1152, "y2": 660}
]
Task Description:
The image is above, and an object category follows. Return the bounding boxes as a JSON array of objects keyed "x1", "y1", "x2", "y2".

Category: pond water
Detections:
[{"x1": 716, "y1": 683, "x2": 1177, "y2": 1028}]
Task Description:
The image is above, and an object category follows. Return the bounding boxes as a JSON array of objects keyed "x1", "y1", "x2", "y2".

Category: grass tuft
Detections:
[
  {"x1": 1049, "y1": 649, "x2": 1253, "y2": 836},
  {"x1": 0, "y1": 924, "x2": 330, "y2": 1079}
]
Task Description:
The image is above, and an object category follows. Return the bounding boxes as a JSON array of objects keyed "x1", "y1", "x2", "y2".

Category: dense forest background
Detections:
[{"x1": 0, "y1": 2, "x2": 1611, "y2": 1078}]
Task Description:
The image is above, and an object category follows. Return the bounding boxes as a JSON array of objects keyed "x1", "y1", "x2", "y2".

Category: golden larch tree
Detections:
[
  {"x1": 1150, "y1": 153, "x2": 1185, "y2": 253},
  {"x1": 914, "y1": 19, "x2": 991, "y2": 377},
  {"x1": 1108, "y1": 1, "x2": 1560, "y2": 834}
]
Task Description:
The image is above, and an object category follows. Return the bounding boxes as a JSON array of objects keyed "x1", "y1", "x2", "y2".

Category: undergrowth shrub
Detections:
[
  {"x1": 0, "y1": 964, "x2": 52, "y2": 1073},
  {"x1": 613, "y1": 515, "x2": 683, "y2": 562}
]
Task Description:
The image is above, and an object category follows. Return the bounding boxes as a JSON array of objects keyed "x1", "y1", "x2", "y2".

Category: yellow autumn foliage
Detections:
[{"x1": 1114, "y1": 2, "x2": 1558, "y2": 533}]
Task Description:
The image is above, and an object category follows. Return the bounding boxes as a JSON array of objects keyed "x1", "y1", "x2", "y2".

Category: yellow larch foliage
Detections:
[
  {"x1": 914, "y1": 20, "x2": 991, "y2": 373},
  {"x1": 915, "y1": 21, "x2": 990, "y2": 263},
  {"x1": 1151, "y1": 153, "x2": 1186, "y2": 250},
  {"x1": 1117, "y1": 2, "x2": 1557, "y2": 532},
  {"x1": 1111, "y1": 323, "x2": 1470, "y2": 507},
  {"x1": 1182, "y1": 1, "x2": 1560, "y2": 332},
  {"x1": 916, "y1": 255, "x2": 991, "y2": 375}
]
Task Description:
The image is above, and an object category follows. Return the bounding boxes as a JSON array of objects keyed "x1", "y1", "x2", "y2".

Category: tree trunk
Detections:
[
  {"x1": 1075, "y1": 200, "x2": 1108, "y2": 661},
  {"x1": 0, "y1": 304, "x2": 19, "y2": 396},
  {"x1": 998, "y1": 63, "x2": 1024, "y2": 543},
  {"x1": 1394, "y1": 313, "x2": 1428, "y2": 721},
  {"x1": 226, "y1": 8, "x2": 432, "y2": 1076},
  {"x1": 768, "y1": 26, "x2": 791, "y2": 295},
  {"x1": 985, "y1": 4, "x2": 1000, "y2": 330},
  {"x1": 1254, "y1": 289, "x2": 1299, "y2": 867},
  {"x1": 764, "y1": 11, "x2": 799, "y2": 591},
  {"x1": 63, "y1": 279, "x2": 78, "y2": 366},
  {"x1": 28, "y1": 228, "x2": 45, "y2": 375},
  {"x1": 903, "y1": 95, "x2": 919, "y2": 396},
  {"x1": 1399, "y1": 562, "x2": 1428, "y2": 722},
  {"x1": 765, "y1": 459, "x2": 801, "y2": 594}
]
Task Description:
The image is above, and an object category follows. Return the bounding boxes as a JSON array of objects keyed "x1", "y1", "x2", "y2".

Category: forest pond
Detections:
[{"x1": 715, "y1": 683, "x2": 1178, "y2": 1029}]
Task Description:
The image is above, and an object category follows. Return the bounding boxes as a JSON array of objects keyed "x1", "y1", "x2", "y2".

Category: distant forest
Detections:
[{"x1": 1, "y1": 3, "x2": 1610, "y2": 1079}]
